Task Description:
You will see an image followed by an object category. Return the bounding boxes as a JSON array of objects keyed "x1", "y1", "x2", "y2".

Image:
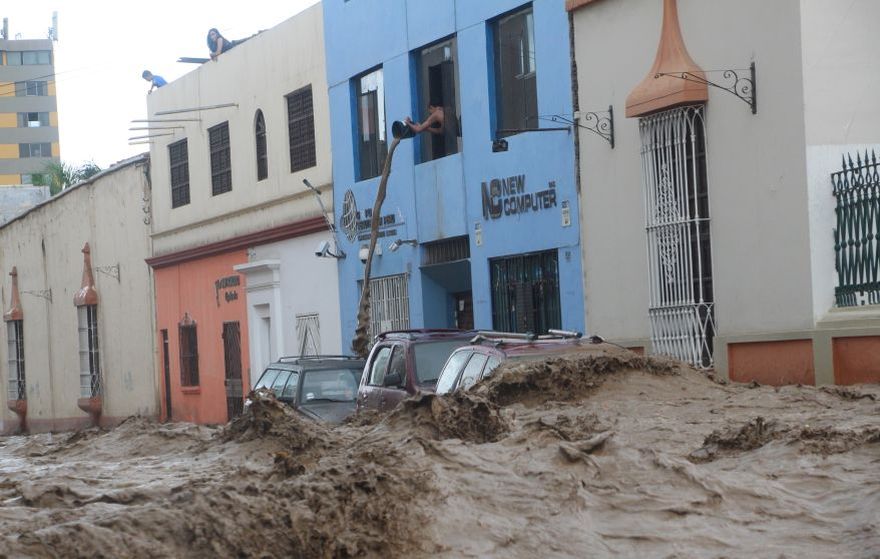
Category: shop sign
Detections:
[{"x1": 481, "y1": 175, "x2": 557, "y2": 220}]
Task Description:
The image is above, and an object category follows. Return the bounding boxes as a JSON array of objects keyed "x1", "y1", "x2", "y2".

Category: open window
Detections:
[
  {"x1": 493, "y1": 6, "x2": 538, "y2": 137},
  {"x1": 354, "y1": 68, "x2": 387, "y2": 181},
  {"x1": 415, "y1": 37, "x2": 461, "y2": 162}
]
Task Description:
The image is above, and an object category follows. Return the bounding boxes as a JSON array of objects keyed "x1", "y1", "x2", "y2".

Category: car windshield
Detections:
[
  {"x1": 300, "y1": 369, "x2": 361, "y2": 404},
  {"x1": 254, "y1": 368, "x2": 283, "y2": 390},
  {"x1": 413, "y1": 340, "x2": 471, "y2": 384}
]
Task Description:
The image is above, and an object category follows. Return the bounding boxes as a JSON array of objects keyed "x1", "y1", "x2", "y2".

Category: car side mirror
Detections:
[{"x1": 383, "y1": 371, "x2": 403, "y2": 387}]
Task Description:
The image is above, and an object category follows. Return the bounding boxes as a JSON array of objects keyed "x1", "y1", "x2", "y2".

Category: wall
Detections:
[
  {"x1": 0, "y1": 185, "x2": 49, "y2": 224},
  {"x1": 0, "y1": 156, "x2": 157, "y2": 433}
]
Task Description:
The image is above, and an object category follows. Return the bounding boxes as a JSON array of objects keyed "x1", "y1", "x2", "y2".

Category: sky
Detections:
[{"x1": 4, "y1": 0, "x2": 320, "y2": 169}]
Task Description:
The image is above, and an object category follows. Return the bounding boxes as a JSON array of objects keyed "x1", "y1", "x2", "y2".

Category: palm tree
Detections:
[{"x1": 42, "y1": 161, "x2": 102, "y2": 196}]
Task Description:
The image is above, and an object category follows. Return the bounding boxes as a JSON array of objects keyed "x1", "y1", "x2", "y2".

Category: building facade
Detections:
[
  {"x1": 0, "y1": 37, "x2": 60, "y2": 185},
  {"x1": 569, "y1": 0, "x2": 880, "y2": 384},
  {"x1": 0, "y1": 155, "x2": 158, "y2": 434},
  {"x1": 324, "y1": 0, "x2": 585, "y2": 349},
  {"x1": 146, "y1": 4, "x2": 340, "y2": 424}
]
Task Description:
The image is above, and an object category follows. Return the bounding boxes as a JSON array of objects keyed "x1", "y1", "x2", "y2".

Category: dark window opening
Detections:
[
  {"x1": 18, "y1": 112, "x2": 49, "y2": 128},
  {"x1": 255, "y1": 110, "x2": 268, "y2": 181},
  {"x1": 416, "y1": 37, "x2": 461, "y2": 162},
  {"x1": 493, "y1": 6, "x2": 538, "y2": 137},
  {"x1": 355, "y1": 68, "x2": 387, "y2": 181},
  {"x1": 169, "y1": 139, "x2": 190, "y2": 208},
  {"x1": 490, "y1": 250, "x2": 561, "y2": 335},
  {"x1": 179, "y1": 316, "x2": 200, "y2": 387},
  {"x1": 6, "y1": 320, "x2": 26, "y2": 401},
  {"x1": 287, "y1": 86, "x2": 317, "y2": 173},
  {"x1": 209, "y1": 122, "x2": 232, "y2": 195}
]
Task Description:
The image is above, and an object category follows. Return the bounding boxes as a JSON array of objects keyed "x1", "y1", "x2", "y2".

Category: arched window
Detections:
[{"x1": 255, "y1": 110, "x2": 268, "y2": 181}]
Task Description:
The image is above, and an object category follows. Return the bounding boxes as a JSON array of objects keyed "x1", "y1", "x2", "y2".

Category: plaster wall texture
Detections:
[
  {"x1": 0, "y1": 157, "x2": 157, "y2": 433},
  {"x1": 0, "y1": 185, "x2": 49, "y2": 225}
]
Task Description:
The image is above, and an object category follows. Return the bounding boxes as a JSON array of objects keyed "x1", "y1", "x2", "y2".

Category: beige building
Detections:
[
  {"x1": 1, "y1": 155, "x2": 157, "y2": 433},
  {"x1": 145, "y1": 4, "x2": 341, "y2": 424},
  {"x1": 569, "y1": 0, "x2": 880, "y2": 384}
]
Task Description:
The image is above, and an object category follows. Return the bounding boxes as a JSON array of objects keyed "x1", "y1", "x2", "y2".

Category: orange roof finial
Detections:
[
  {"x1": 74, "y1": 243, "x2": 98, "y2": 306},
  {"x1": 4, "y1": 267, "x2": 23, "y2": 322},
  {"x1": 625, "y1": 0, "x2": 707, "y2": 117}
]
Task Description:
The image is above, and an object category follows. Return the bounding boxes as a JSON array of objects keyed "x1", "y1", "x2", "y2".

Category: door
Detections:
[
  {"x1": 161, "y1": 329, "x2": 172, "y2": 422},
  {"x1": 222, "y1": 321, "x2": 244, "y2": 421},
  {"x1": 453, "y1": 291, "x2": 473, "y2": 330}
]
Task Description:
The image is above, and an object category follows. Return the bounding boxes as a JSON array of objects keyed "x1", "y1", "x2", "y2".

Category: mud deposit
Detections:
[{"x1": 1, "y1": 356, "x2": 879, "y2": 559}]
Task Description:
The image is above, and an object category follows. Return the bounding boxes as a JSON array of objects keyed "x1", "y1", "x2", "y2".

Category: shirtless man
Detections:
[{"x1": 405, "y1": 105, "x2": 445, "y2": 135}]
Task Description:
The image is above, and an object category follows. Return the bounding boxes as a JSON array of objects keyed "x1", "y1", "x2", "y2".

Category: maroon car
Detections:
[
  {"x1": 357, "y1": 329, "x2": 475, "y2": 413},
  {"x1": 435, "y1": 330, "x2": 617, "y2": 394}
]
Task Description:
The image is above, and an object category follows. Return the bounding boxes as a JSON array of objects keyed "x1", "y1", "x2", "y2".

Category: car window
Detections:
[
  {"x1": 458, "y1": 353, "x2": 489, "y2": 391},
  {"x1": 280, "y1": 372, "x2": 300, "y2": 400},
  {"x1": 435, "y1": 351, "x2": 472, "y2": 395},
  {"x1": 482, "y1": 356, "x2": 502, "y2": 379},
  {"x1": 386, "y1": 345, "x2": 406, "y2": 385},
  {"x1": 255, "y1": 368, "x2": 281, "y2": 390},
  {"x1": 368, "y1": 346, "x2": 393, "y2": 386},
  {"x1": 271, "y1": 371, "x2": 291, "y2": 397},
  {"x1": 301, "y1": 369, "x2": 360, "y2": 403},
  {"x1": 413, "y1": 340, "x2": 472, "y2": 384}
]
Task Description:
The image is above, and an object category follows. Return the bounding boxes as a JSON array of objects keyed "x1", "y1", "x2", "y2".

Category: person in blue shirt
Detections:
[{"x1": 142, "y1": 70, "x2": 167, "y2": 93}]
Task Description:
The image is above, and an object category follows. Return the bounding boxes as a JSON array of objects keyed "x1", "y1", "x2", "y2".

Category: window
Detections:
[
  {"x1": 22, "y1": 50, "x2": 51, "y2": 65},
  {"x1": 295, "y1": 313, "x2": 320, "y2": 356},
  {"x1": 355, "y1": 68, "x2": 387, "y2": 180},
  {"x1": 639, "y1": 105, "x2": 714, "y2": 368},
  {"x1": 208, "y1": 122, "x2": 232, "y2": 195},
  {"x1": 19, "y1": 143, "x2": 52, "y2": 158},
  {"x1": 458, "y1": 353, "x2": 489, "y2": 391},
  {"x1": 168, "y1": 139, "x2": 190, "y2": 208},
  {"x1": 366, "y1": 273, "x2": 409, "y2": 341},
  {"x1": 21, "y1": 174, "x2": 45, "y2": 185},
  {"x1": 490, "y1": 250, "x2": 561, "y2": 334},
  {"x1": 436, "y1": 350, "x2": 471, "y2": 394},
  {"x1": 18, "y1": 112, "x2": 50, "y2": 128},
  {"x1": 255, "y1": 110, "x2": 268, "y2": 181},
  {"x1": 493, "y1": 6, "x2": 538, "y2": 136},
  {"x1": 179, "y1": 315, "x2": 200, "y2": 386},
  {"x1": 77, "y1": 305, "x2": 101, "y2": 398},
  {"x1": 6, "y1": 320, "x2": 26, "y2": 401},
  {"x1": 16, "y1": 80, "x2": 48, "y2": 97},
  {"x1": 386, "y1": 346, "x2": 406, "y2": 385},
  {"x1": 415, "y1": 37, "x2": 461, "y2": 162},
  {"x1": 368, "y1": 345, "x2": 392, "y2": 386},
  {"x1": 6, "y1": 52, "x2": 22, "y2": 65},
  {"x1": 286, "y1": 85, "x2": 316, "y2": 172}
]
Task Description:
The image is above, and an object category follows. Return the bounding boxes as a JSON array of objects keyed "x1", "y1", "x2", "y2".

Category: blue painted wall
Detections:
[{"x1": 324, "y1": 0, "x2": 585, "y2": 344}]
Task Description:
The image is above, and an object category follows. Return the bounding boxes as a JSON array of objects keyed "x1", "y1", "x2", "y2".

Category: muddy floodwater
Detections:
[{"x1": 1, "y1": 352, "x2": 879, "y2": 558}]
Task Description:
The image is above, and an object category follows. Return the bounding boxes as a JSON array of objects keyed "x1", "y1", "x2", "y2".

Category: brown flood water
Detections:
[{"x1": 1, "y1": 351, "x2": 878, "y2": 558}]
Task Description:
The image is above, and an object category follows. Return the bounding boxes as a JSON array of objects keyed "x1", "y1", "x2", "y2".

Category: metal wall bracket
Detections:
[
  {"x1": 655, "y1": 62, "x2": 757, "y2": 114},
  {"x1": 23, "y1": 289, "x2": 52, "y2": 302},
  {"x1": 96, "y1": 264, "x2": 121, "y2": 282},
  {"x1": 540, "y1": 107, "x2": 615, "y2": 148}
]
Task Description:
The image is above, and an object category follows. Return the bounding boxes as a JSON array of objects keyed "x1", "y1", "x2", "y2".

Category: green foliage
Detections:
[{"x1": 43, "y1": 160, "x2": 102, "y2": 196}]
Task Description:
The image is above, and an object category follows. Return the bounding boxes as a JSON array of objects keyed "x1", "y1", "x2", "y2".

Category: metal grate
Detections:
[
  {"x1": 640, "y1": 105, "x2": 715, "y2": 368},
  {"x1": 78, "y1": 305, "x2": 102, "y2": 398},
  {"x1": 169, "y1": 139, "x2": 190, "y2": 208},
  {"x1": 296, "y1": 313, "x2": 321, "y2": 356},
  {"x1": 832, "y1": 150, "x2": 880, "y2": 307},
  {"x1": 490, "y1": 250, "x2": 561, "y2": 335},
  {"x1": 209, "y1": 122, "x2": 232, "y2": 195},
  {"x1": 179, "y1": 321, "x2": 200, "y2": 386},
  {"x1": 367, "y1": 274, "x2": 410, "y2": 341},
  {"x1": 255, "y1": 110, "x2": 268, "y2": 181},
  {"x1": 287, "y1": 85, "x2": 316, "y2": 172},
  {"x1": 423, "y1": 235, "x2": 470, "y2": 266},
  {"x1": 6, "y1": 320, "x2": 26, "y2": 401},
  {"x1": 222, "y1": 322, "x2": 243, "y2": 420}
]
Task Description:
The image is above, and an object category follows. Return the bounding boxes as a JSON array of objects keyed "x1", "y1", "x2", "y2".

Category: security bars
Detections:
[{"x1": 639, "y1": 105, "x2": 715, "y2": 368}]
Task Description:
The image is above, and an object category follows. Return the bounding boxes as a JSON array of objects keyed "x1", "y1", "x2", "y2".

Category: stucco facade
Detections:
[
  {"x1": 146, "y1": 4, "x2": 340, "y2": 423},
  {"x1": 324, "y1": 0, "x2": 584, "y2": 348},
  {"x1": 570, "y1": 0, "x2": 880, "y2": 384},
  {"x1": 0, "y1": 155, "x2": 157, "y2": 434}
]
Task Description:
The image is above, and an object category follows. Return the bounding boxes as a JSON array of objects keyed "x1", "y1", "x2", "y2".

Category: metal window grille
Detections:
[
  {"x1": 286, "y1": 85, "x2": 316, "y2": 173},
  {"x1": 6, "y1": 320, "x2": 26, "y2": 401},
  {"x1": 209, "y1": 122, "x2": 232, "y2": 195},
  {"x1": 222, "y1": 322, "x2": 244, "y2": 420},
  {"x1": 296, "y1": 313, "x2": 321, "y2": 356},
  {"x1": 77, "y1": 305, "x2": 102, "y2": 398},
  {"x1": 490, "y1": 250, "x2": 562, "y2": 334},
  {"x1": 255, "y1": 110, "x2": 268, "y2": 181},
  {"x1": 179, "y1": 321, "x2": 200, "y2": 386},
  {"x1": 832, "y1": 150, "x2": 880, "y2": 307},
  {"x1": 423, "y1": 235, "x2": 470, "y2": 266},
  {"x1": 365, "y1": 274, "x2": 410, "y2": 341},
  {"x1": 169, "y1": 139, "x2": 190, "y2": 208},
  {"x1": 639, "y1": 105, "x2": 715, "y2": 368}
]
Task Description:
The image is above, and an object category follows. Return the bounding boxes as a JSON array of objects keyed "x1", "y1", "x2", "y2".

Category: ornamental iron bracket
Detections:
[
  {"x1": 655, "y1": 62, "x2": 757, "y2": 114},
  {"x1": 95, "y1": 264, "x2": 121, "y2": 282},
  {"x1": 23, "y1": 289, "x2": 52, "y2": 302},
  {"x1": 539, "y1": 107, "x2": 615, "y2": 148}
]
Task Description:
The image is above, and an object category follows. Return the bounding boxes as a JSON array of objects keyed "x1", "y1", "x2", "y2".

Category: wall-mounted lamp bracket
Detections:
[
  {"x1": 22, "y1": 289, "x2": 52, "y2": 302},
  {"x1": 544, "y1": 107, "x2": 614, "y2": 148},
  {"x1": 95, "y1": 264, "x2": 121, "y2": 282},
  {"x1": 655, "y1": 62, "x2": 757, "y2": 114}
]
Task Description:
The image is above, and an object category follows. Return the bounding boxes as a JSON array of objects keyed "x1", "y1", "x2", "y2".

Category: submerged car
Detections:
[
  {"x1": 435, "y1": 330, "x2": 615, "y2": 395},
  {"x1": 357, "y1": 329, "x2": 476, "y2": 413},
  {"x1": 250, "y1": 355, "x2": 366, "y2": 423}
]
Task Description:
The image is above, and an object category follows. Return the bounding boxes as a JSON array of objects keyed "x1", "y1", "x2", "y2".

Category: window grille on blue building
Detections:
[{"x1": 490, "y1": 251, "x2": 561, "y2": 334}]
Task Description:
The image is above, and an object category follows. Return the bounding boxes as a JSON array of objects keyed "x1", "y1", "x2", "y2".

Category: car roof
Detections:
[
  {"x1": 453, "y1": 330, "x2": 611, "y2": 358},
  {"x1": 375, "y1": 329, "x2": 476, "y2": 343},
  {"x1": 265, "y1": 355, "x2": 366, "y2": 371}
]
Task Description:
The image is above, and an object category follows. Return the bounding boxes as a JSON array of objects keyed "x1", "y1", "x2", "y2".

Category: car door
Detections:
[
  {"x1": 377, "y1": 344, "x2": 408, "y2": 412},
  {"x1": 359, "y1": 344, "x2": 392, "y2": 412}
]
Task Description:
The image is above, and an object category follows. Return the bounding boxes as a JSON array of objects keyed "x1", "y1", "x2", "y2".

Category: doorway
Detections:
[
  {"x1": 222, "y1": 321, "x2": 244, "y2": 420},
  {"x1": 161, "y1": 329, "x2": 172, "y2": 421}
]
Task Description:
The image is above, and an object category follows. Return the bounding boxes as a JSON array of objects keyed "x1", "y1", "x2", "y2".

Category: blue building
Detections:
[{"x1": 323, "y1": 0, "x2": 584, "y2": 343}]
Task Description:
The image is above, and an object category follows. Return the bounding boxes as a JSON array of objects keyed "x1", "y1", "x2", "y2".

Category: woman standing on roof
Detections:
[{"x1": 207, "y1": 28, "x2": 240, "y2": 61}]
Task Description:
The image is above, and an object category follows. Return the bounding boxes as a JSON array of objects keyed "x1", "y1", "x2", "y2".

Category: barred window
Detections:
[
  {"x1": 209, "y1": 122, "x2": 232, "y2": 195},
  {"x1": 6, "y1": 320, "x2": 26, "y2": 401},
  {"x1": 255, "y1": 110, "x2": 268, "y2": 181},
  {"x1": 179, "y1": 314, "x2": 200, "y2": 387},
  {"x1": 286, "y1": 85, "x2": 316, "y2": 173},
  {"x1": 77, "y1": 305, "x2": 102, "y2": 398},
  {"x1": 169, "y1": 139, "x2": 190, "y2": 208}
]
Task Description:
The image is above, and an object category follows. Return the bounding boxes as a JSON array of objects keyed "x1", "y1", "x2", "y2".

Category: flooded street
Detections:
[{"x1": 1, "y1": 354, "x2": 878, "y2": 558}]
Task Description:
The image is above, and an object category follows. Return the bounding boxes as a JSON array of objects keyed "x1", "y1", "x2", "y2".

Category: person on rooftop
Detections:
[
  {"x1": 141, "y1": 70, "x2": 167, "y2": 93},
  {"x1": 206, "y1": 28, "x2": 241, "y2": 61}
]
